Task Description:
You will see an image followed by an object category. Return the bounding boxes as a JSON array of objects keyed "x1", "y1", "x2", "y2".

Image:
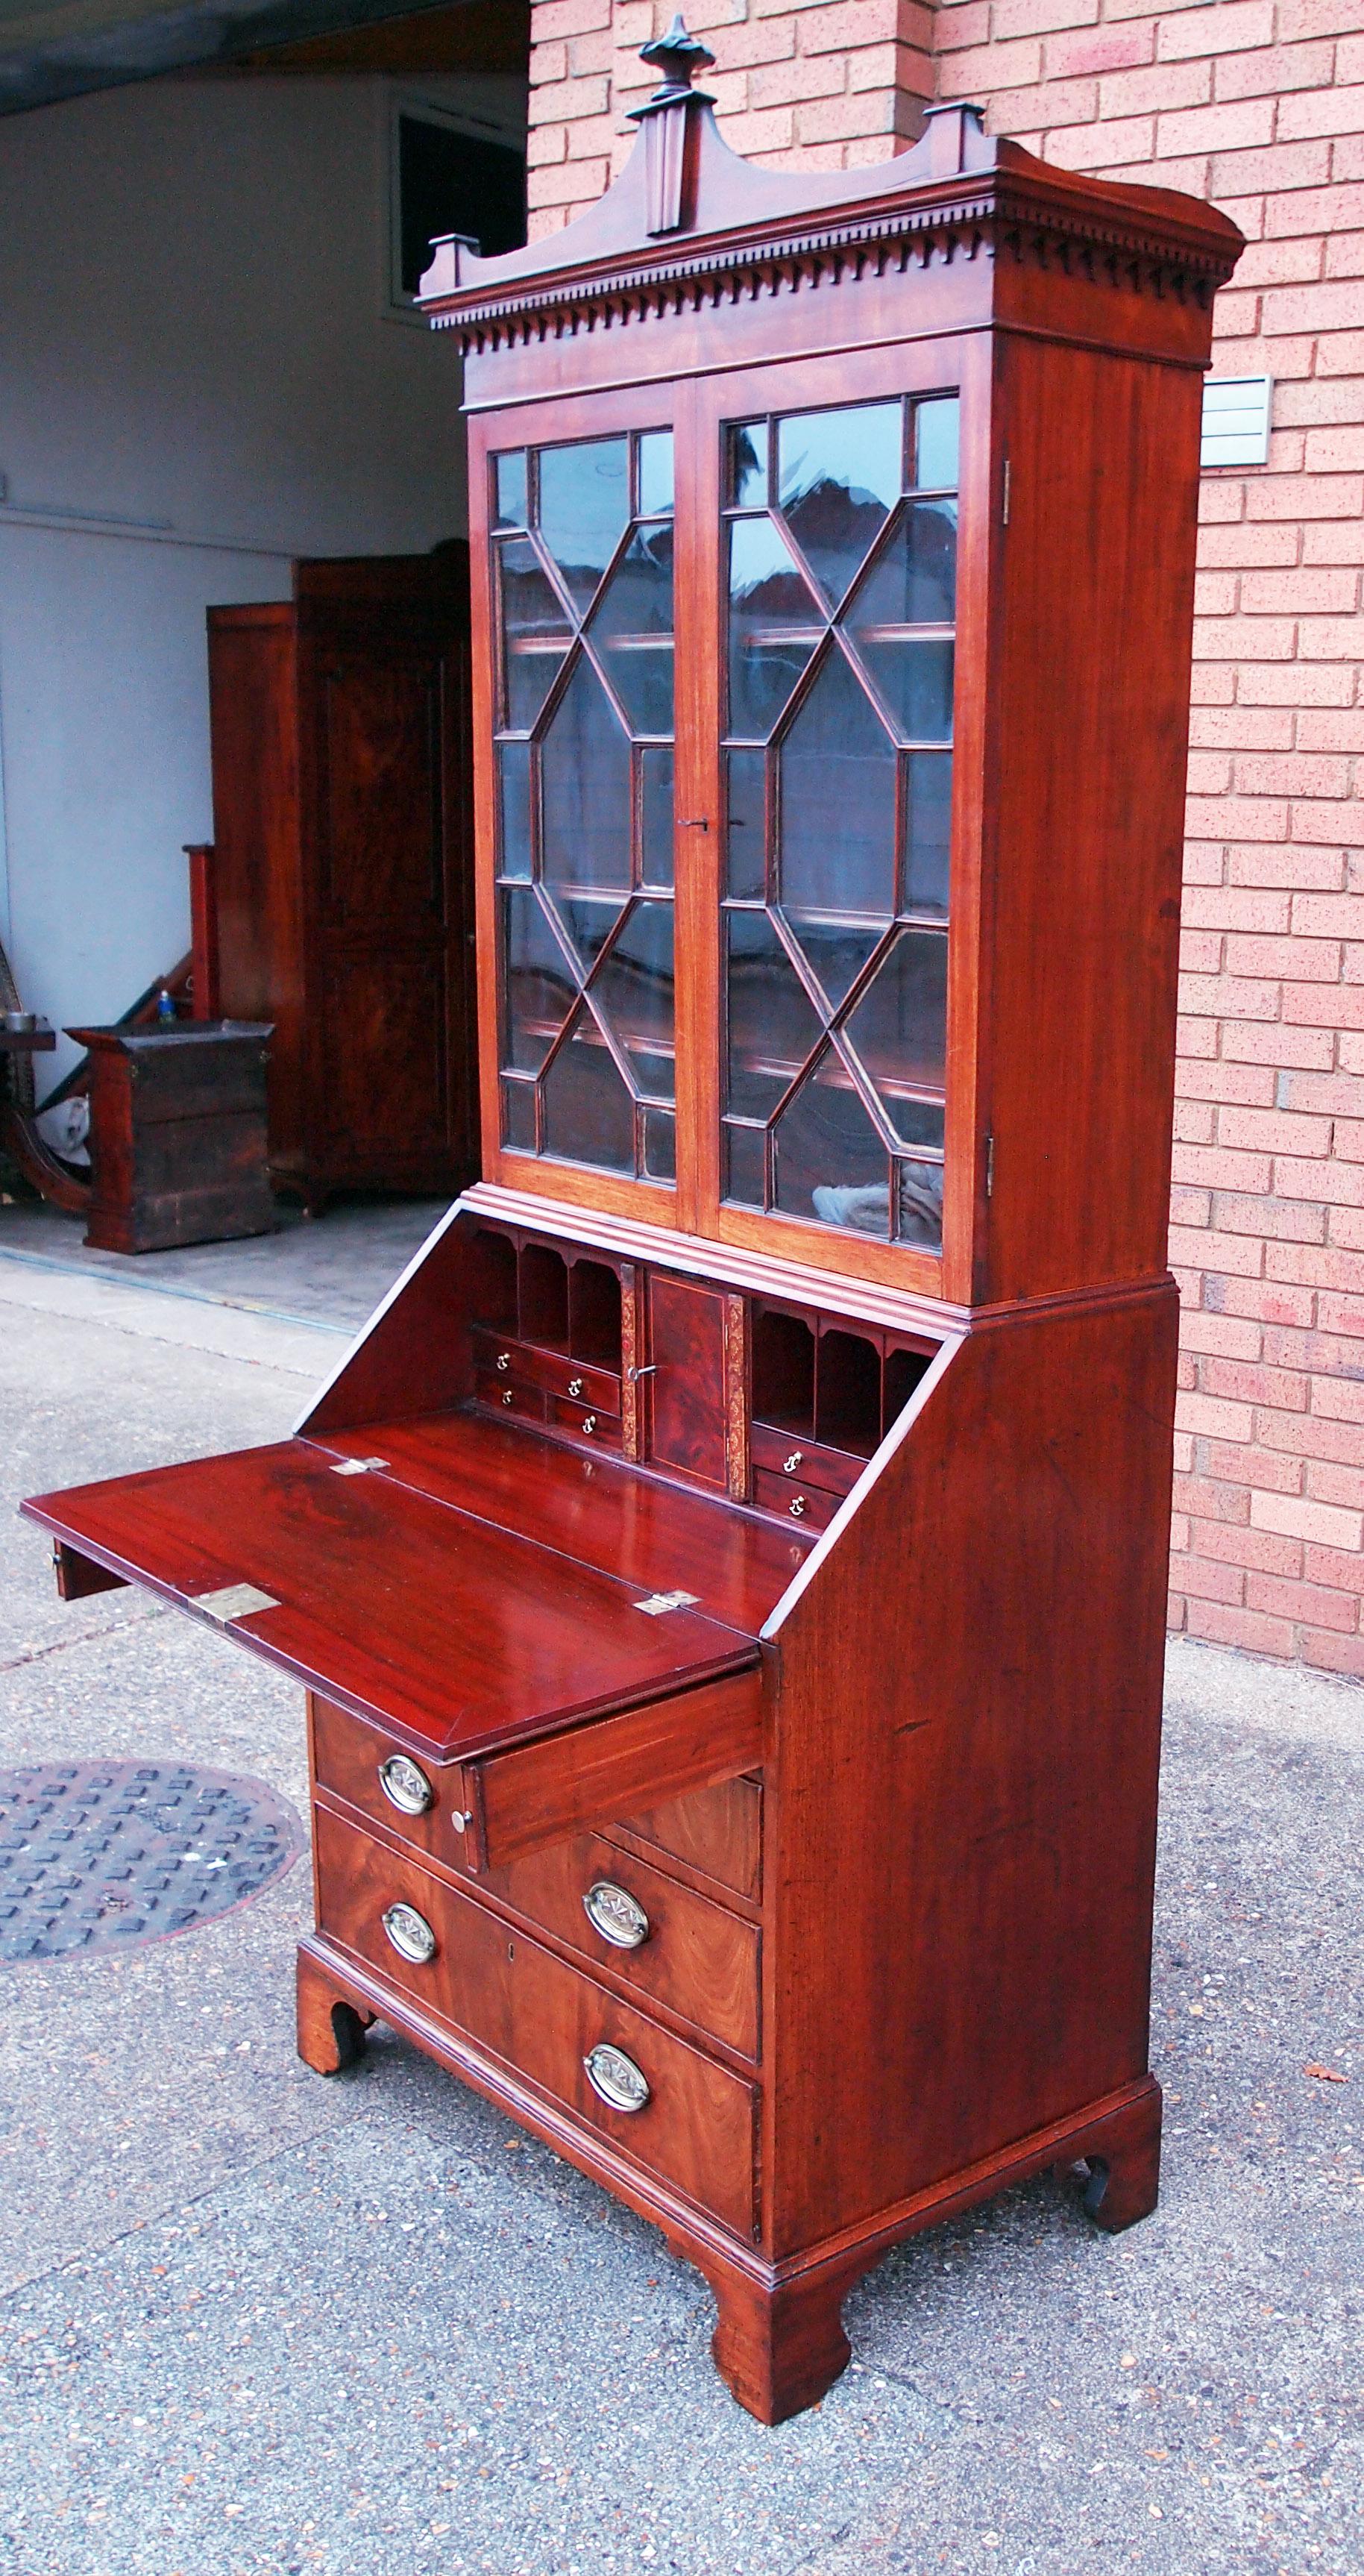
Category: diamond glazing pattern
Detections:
[{"x1": 0, "y1": 1762, "x2": 304, "y2": 1961}]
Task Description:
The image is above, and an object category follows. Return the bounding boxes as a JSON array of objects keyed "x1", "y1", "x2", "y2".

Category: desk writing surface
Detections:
[
  {"x1": 314, "y1": 1407, "x2": 811, "y2": 1636},
  {"x1": 22, "y1": 1438, "x2": 758, "y2": 1760}
]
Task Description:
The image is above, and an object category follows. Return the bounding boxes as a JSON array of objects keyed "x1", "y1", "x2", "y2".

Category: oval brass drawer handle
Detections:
[
  {"x1": 584, "y1": 2042, "x2": 650, "y2": 2113},
  {"x1": 382, "y1": 1901, "x2": 437, "y2": 1966},
  {"x1": 377, "y1": 1753, "x2": 433, "y2": 1817},
  {"x1": 583, "y1": 1878, "x2": 650, "y2": 1950}
]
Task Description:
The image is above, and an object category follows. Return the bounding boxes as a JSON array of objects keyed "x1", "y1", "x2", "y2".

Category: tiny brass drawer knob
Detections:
[
  {"x1": 783, "y1": 1451, "x2": 803, "y2": 1475},
  {"x1": 377, "y1": 1753, "x2": 433, "y2": 1817},
  {"x1": 789, "y1": 1495, "x2": 806, "y2": 1519},
  {"x1": 496, "y1": 1352, "x2": 511, "y2": 1373},
  {"x1": 382, "y1": 1902, "x2": 437, "y2": 1966},
  {"x1": 582, "y1": 1413, "x2": 597, "y2": 1437},
  {"x1": 584, "y1": 2042, "x2": 650, "y2": 2114},
  {"x1": 502, "y1": 1388, "x2": 515, "y2": 1406},
  {"x1": 568, "y1": 1376, "x2": 584, "y2": 1397},
  {"x1": 583, "y1": 1878, "x2": 650, "y2": 1951}
]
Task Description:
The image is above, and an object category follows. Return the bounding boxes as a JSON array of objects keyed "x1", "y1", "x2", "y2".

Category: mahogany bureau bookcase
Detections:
[{"x1": 23, "y1": 31, "x2": 1242, "y2": 2425}]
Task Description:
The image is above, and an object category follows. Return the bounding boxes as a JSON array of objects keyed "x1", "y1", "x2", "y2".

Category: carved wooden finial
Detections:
[
  {"x1": 629, "y1": 13, "x2": 716, "y2": 236},
  {"x1": 638, "y1": 13, "x2": 716, "y2": 101}
]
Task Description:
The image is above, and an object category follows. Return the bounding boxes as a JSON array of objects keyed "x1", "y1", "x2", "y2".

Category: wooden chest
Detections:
[{"x1": 65, "y1": 1019, "x2": 274, "y2": 1256}]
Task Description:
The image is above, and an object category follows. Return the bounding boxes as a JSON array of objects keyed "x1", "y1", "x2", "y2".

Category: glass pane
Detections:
[
  {"x1": 502, "y1": 887, "x2": 573, "y2": 1074},
  {"x1": 890, "y1": 1098, "x2": 946, "y2": 1150},
  {"x1": 779, "y1": 647, "x2": 897, "y2": 918},
  {"x1": 589, "y1": 523, "x2": 674, "y2": 737},
  {"x1": 725, "y1": 910, "x2": 823, "y2": 1119},
  {"x1": 538, "y1": 437, "x2": 630, "y2": 615},
  {"x1": 850, "y1": 500, "x2": 957, "y2": 630},
  {"x1": 854, "y1": 634, "x2": 954, "y2": 747},
  {"x1": 497, "y1": 741, "x2": 532, "y2": 880},
  {"x1": 494, "y1": 450, "x2": 528, "y2": 530},
  {"x1": 644, "y1": 1108, "x2": 676, "y2": 1183},
  {"x1": 772, "y1": 1048, "x2": 890, "y2": 1233},
  {"x1": 541, "y1": 1006, "x2": 635, "y2": 1173},
  {"x1": 723, "y1": 1123, "x2": 766, "y2": 1206},
  {"x1": 730, "y1": 422, "x2": 767, "y2": 507},
  {"x1": 641, "y1": 746, "x2": 675, "y2": 887},
  {"x1": 726, "y1": 749, "x2": 766, "y2": 900},
  {"x1": 728, "y1": 516, "x2": 822, "y2": 743},
  {"x1": 844, "y1": 927, "x2": 949, "y2": 1112},
  {"x1": 913, "y1": 397, "x2": 960, "y2": 492},
  {"x1": 783, "y1": 916, "x2": 884, "y2": 1013},
  {"x1": 500, "y1": 1078, "x2": 536, "y2": 1150},
  {"x1": 591, "y1": 902, "x2": 676, "y2": 1102},
  {"x1": 905, "y1": 750, "x2": 952, "y2": 915},
  {"x1": 776, "y1": 402, "x2": 902, "y2": 607},
  {"x1": 499, "y1": 538, "x2": 572, "y2": 733},
  {"x1": 637, "y1": 430, "x2": 674, "y2": 518},
  {"x1": 897, "y1": 1159, "x2": 945, "y2": 1250},
  {"x1": 547, "y1": 891, "x2": 626, "y2": 983},
  {"x1": 541, "y1": 654, "x2": 632, "y2": 891}
]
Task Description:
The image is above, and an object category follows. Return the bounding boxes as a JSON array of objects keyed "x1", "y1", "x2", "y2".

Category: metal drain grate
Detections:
[{"x1": 0, "y1": 1761, "x2": 304, "y2": 1962}]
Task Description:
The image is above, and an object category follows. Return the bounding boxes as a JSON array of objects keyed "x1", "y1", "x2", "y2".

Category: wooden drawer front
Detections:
[
  {"x1": 493, "y1": 1834, "x2": 758, "y2": 2061},
  {"x1": 752, "y1": 1467, "x2": 838, "y2": 1532},
  {"x1": 314, "y1": 1806, "x2": 757, "y2": 2237},
  {"x1": 312, "y1": 1693, "x2": 465, "y2": 1869},
  {"x1": 471, "y1": 1329, "x2": 620, "y2": 1414},
  {"x1": 749, "y1": 1423, "x2": 864, "y2": 1499},
  {"x1": 474, "y1": 1367, "x2": 546, "y2": 1425},
  {"x1": 612, "y1": 1774, "x2": 762, "y2": 1903},
  {"x1": 547, "y1": 1394, "x2": 621, "y2": 1449}
]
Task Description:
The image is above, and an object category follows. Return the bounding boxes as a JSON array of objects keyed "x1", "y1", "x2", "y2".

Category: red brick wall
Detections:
[
  {"x1": 932, "y1": 0, "x2": 1364, "y2": 1679},
  {"x1": 526, "y1": 1, "x2": 1364, "y2": 1675},
  {"x1": 527, "y1": 0, "x2": 934, "y2": 235}
]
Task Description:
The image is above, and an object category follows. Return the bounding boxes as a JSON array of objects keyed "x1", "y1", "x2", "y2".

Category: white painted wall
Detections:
[{"x1": 0, "y1": 69, "x2": 521, "y2": 1090}]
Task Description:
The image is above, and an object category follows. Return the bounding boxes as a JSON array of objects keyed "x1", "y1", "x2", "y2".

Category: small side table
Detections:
[{"x1": 66, "y1": 1021, "x2": 275, "y2": 1254}]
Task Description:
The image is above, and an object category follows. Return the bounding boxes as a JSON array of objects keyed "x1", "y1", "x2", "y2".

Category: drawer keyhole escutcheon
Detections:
[
  {"x1": 583, "y1": 1878, "x2": 650, "y2": 1950},
  {"x1": 382, "y1": 1902, "x2": 437, "y2": 1965},
  {"x1": 783, "y1": 1452, "x2": 803, "y2": 1475},
  {"x1": 377, "y1": 1753, "x2": 433, "y2": 1817},
  {"x1": 568, "y1": 1376, "x2": 584, "y2": 1397},
  {"x1": 584, "y1": 2043, "x2": 651, "y2": 2113}
]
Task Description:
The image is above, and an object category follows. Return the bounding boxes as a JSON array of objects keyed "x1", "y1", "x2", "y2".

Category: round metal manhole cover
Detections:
[{"x1": 0, "y1": 1761, "x2": 304, "y2": 1962}]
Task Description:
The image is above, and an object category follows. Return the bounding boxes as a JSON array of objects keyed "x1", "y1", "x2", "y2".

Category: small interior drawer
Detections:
[
  {"x1": 752, "y1": 1468, "x2": 838, "y2": 1532},
  {"x1": 314, "y1": 1805, "x2": 758, "y2": 2237},
  {"x1": 471, "y1": 1327, "x2": 620, "y2": 1414},
  {"x1": 547, "y1": 1394, "x2": 621, "y2": 1447},
  {"x1": 474, "y1": 1367, "x2": 545, "y2": 1424},
  {"x1": 749, "y1": 1423, "x2": 865, "y2": 1498}
]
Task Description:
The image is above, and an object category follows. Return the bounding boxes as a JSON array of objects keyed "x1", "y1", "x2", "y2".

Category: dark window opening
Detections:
[{"x1": 399, "y1": 116, "x2": 526, "y2": 298}]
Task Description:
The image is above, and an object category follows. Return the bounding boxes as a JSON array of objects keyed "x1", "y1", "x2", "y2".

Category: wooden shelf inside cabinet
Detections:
[{"x1": 25, "y1": 22, "x2": 1240, "y2": 2431}]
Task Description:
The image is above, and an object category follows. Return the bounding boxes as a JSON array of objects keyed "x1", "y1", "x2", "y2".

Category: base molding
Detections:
[{"x1": 297, "y1": 1937, "x2": 1161, "y2": 2423}]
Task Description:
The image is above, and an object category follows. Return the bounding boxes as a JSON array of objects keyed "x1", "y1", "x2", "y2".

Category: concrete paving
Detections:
[{"x1": 0, "y1": 1214, "x2": 1360, "y2": 2576}]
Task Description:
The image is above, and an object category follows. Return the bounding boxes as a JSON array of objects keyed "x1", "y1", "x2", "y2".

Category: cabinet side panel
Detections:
[
  {"x1": 982, "y1": 344, "x2": 1202, "y2": 1300},
  {"x1": 207, "y1": 611, "x2": 305, "y2": 1175},
  {"x1": 764, "y1": 1288, "x2": 1177, "y2": 2254}
]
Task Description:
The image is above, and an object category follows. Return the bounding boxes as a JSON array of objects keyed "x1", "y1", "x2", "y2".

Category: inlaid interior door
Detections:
[{"x1": 472, "y1": 383, "x2": 684, "y2": 1222}]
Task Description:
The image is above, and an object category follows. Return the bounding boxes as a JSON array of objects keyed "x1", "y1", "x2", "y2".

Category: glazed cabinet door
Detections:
[
  {"x1": 469, "y1": 383, "x2": 689, "y2": 1226},
  {"x1": 691, "y1": 337, "x2": 992, "y2": 1301}
]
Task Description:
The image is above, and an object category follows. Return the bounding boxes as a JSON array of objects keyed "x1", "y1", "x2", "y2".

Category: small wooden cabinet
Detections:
[
  {"x1": 26, "y1": 32, "x2": 1242, "y2": 2424},
  {"x1": 204, "y1": 549, "x2": 478, "y2": 1209}
]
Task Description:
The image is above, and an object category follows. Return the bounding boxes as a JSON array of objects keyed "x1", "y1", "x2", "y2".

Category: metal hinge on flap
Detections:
[
  {"x1": 330, "y1": 1457, "x2": 389, "y2": 1476},
  {"x1": 633, "y1": 1589, "x2": 700, "y2": 1616}
]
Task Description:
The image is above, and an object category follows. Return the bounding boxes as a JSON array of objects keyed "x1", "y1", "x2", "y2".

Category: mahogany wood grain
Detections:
[
  {"x1": 307, "y1": 1405, "x2": 809, "y2": 1636},
  {"x1": 22, "y1": 1439, "x2": 758, "y2": 1760},
  {"x1": 647, "y1": 1275, "x2": 729, "y2": 1490},
  {"x1": 467, "y1": 1666, "x2": 764, "y2": 1873},
  {"x1": 761, "y1": 1285, "x2": 1176, "y2": 2255},
  {"x1": 312, "y1": 1805, "x2": 758, "y2": 2234},
  {"x1": 609, "y1": 1775, "x2": 762, "y2": 1906},
  {"x1": 310, "y1": 1698, "x2": 760, "y2": 2055}
]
